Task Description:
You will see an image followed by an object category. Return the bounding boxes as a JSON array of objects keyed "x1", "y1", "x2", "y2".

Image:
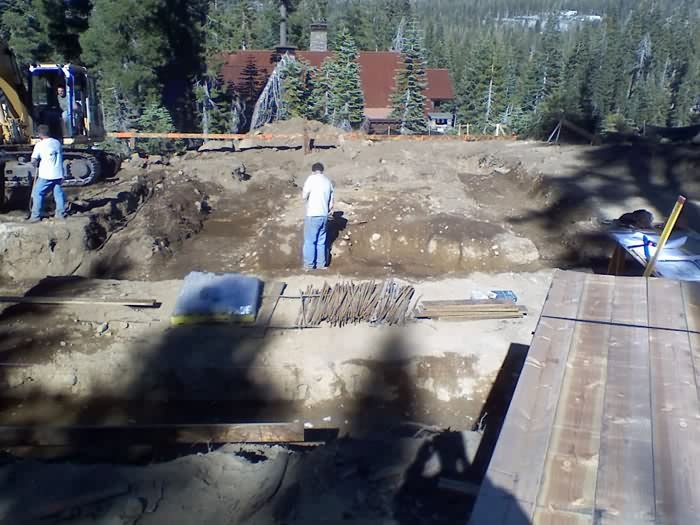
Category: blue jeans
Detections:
[
  {"x1": 31, "y1": 177, "x2": 66, "y2": 219},
  {"x1": 303, "y1": 216, "x2": 328, "y2": 268}
]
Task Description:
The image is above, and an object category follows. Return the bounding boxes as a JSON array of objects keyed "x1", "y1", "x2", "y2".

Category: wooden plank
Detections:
[
  {"x1": 594, "y1": 276, "x2": 655, "y2": 524},
  {"x1": 416, "y1": 313, "x2": 524, "y2": 321},
  {"x1": 0, "y1": 422, "x2": 304, "y2": 447},
  {"x1": 532, "y1": 508, "x2": 592, "y2": 524},
  {"x1": 421, "y1": 299, "x2": 517, "y2": 307},
  {"x1": 681, "y1": 280, "x2": 700, "y2": 333},
  {"x1": 683, "y1": 281, "x2": 700, "y2": 408},
  {"x1": 647, "y1": 278, "x2": 700, "y2": 523},
  {"x1": 0, "y1": 295, "x2": 158, "y2": 307},
  {"x1": 418, "y1": 304, "x2": 521, "y2": 312},
  {"x1": 536, "y1": 274, "x2": 614, "y2": 517},
  {"x1": 470, "y1": 270, "x2": 587, "y2": 525},
  {"x1": 540, "y1": 270, "x2": 586, "y2": 319}
]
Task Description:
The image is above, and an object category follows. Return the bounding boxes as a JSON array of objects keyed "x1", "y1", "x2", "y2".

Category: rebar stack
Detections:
[{"x1": 297, "y1": 280, "x2": 416, "y2": 327}]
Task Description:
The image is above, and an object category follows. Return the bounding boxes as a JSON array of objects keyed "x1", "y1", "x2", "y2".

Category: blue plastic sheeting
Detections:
[{"x1": 171, "y1": 272, "x2": 262, "y2": 325}]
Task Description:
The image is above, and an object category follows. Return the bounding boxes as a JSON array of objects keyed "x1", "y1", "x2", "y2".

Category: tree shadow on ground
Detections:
[
  {"x1": 273, "y1": 333, "x2": 531, "y2": 524},
  {"x1": 0, "y1": 280, "x2": 532, "y2": 524},
  {"x1": 0, "y1": 278, "x2": 286, "y2": 523},
  {"x1": 509, "y1": 143, "x2": 700, "y2": 271}
]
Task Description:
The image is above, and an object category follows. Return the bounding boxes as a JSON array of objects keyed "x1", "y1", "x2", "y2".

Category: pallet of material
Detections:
[{"x1": 414, "y1": 299, "x2": 527, "y2": 321}]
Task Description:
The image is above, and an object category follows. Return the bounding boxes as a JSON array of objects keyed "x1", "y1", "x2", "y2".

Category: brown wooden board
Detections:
[
  {"x1": 0, "y1": 422, "x2": 304, "y2": 447},
  {"x1": 470, "y1": 272, "x2": 700, "y2": 525},
  {"x1": 594, "y1": 276, "x2": 655, "y2": 524},
  {"x1": 536, "y1": 274, "x2": 614, "y2": 518},
  {"x1": 0, "y1": 295, "x2": 158, "y2": 307},
  {"x1": 251, "y1": 281, "x2": 287, "y2": 336},
  {"x1": 469, "y1": 270, "x2": 586, "y2": 524},
  {"x1": 682, "y1": 281, "x2": 700, "y2": 406},
  {"x1": 648, "y1": 278, "x2": 700, "y2": 523}
]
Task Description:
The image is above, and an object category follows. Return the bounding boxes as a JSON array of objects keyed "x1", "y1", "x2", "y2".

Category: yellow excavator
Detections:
[{"x1": 1, "y1": 39, "x2": 106, "y2": 204}]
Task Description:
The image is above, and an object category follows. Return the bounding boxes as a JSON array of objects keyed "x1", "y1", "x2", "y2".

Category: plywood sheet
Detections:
[{"x1": 470, "y1": 272, "x2": 700, "y2": 525}]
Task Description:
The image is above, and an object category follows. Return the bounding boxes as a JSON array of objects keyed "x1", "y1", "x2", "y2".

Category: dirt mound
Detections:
[
  {"x1": 254, "y1": 117, "x2": 347, "y2": 138},
  {"x1": 77, "y1": 170, "x2": 211, "y2": 279}
]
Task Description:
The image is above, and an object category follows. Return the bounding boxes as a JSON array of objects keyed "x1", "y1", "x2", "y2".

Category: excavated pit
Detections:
[{"x1": 2, "y1": 138, "x2": 700, "y2": 524}]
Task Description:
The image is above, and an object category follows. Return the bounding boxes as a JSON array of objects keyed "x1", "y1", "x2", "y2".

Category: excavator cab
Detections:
[{"x1": 28, "y1": 64, "x2": 104, "y2": 143}]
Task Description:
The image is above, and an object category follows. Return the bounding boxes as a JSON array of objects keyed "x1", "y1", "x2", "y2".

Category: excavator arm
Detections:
[{"x1": 0, "y1": 39, "x2": 32, "y2": 144}]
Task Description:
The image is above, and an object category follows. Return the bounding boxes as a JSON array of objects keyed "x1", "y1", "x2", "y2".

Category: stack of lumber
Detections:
[{"x1": 414, "y1": 299, "x2": 526, "y2": 321}]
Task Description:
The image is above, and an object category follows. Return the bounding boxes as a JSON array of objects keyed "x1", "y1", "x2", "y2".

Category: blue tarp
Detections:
[{"x1": 171, "y1": 272, "x2": 262, "y2": 325}]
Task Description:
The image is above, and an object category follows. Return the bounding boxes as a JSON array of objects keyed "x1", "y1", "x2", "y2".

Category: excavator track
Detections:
[{"x1": 1, "y1": 148, "x2": 102, "y2": 187}]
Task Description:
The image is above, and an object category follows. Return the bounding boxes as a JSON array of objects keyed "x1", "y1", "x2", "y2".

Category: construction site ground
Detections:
[{"x1": 1, "y1": 126, "x2": 699, "y2": 524}]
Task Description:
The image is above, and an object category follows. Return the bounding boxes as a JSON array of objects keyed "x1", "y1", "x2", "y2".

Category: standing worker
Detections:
[
  {"x1": 29, "y1": 124, "x2": 66, "y2": 222},
  {"x1": 302, "y1": 162, "x2": 334, "y2": 270}
]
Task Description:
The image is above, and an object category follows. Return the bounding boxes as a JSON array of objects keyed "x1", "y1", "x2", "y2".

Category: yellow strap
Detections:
[{"x1": 643, "y1": 196, "x2": 686, "y2": 278}]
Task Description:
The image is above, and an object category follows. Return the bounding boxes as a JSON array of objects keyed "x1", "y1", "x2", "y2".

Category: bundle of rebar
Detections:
[{"x1": 297, "y1": 280, "x2": 416, "y2": 328}]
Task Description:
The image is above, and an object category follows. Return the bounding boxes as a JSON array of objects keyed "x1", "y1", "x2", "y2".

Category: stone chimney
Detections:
[{"x1": 310, "y1": 23, "x2": 328, "y2": 52}]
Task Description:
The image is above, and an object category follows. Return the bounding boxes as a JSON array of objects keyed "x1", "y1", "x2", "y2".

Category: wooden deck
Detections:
[{"x1": 469, "y1": 270, "x2": 700, "y2": 524}]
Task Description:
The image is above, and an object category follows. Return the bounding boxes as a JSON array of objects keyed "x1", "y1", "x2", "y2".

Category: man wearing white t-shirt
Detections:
[
  {"x1": 302, "y1": 162, "x2": 334, "y2": 270},
  {"x1": 29, "y1": 125, "x2": 66, "y2": 222}
]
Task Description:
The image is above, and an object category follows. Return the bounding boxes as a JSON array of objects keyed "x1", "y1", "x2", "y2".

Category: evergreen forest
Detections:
[{"x1": 1, "y1": 0, "x2": 698, "y2": 136}]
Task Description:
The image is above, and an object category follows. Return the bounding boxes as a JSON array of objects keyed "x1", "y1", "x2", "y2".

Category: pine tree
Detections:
[
  {"x1": 0, "y1": 0, "x2": 53, "y2": 63},
  {"x1": 195, "y1": 71, "x2": 238, "y2": 133},
  {"x1": 280, "y1": 58, "x2": 315, "y2": 118},
  {"x1": 205, "y1": 0, "x2": 257, "y2": 54},
  {"x1": 391, "y1": 20, "x2": 428, "y2": 134},
  {"x1": 82, "y1": 0, "x2": 205, "y2": 131},
  {"x1": 36, "y1": 0, "x2": 91, "y2": 62},
  {"x1": 590, "y1": 16, "x2": 626, "y2": 123},
  {"x1": 327, "y1": 26, "x2": 365, "y2": 128},
  {"x1": 457, "y1": 37, "x2": 507, "y2": 134},
  {"x1": 138, "y1": 101, "x2": 175, "y2": 154},
  {"x1": 81, "y1": 0, "x2": 170, "y2": 130},
  {"x1": 309, "y1": 57, "x2": 338, "y2": 121}
]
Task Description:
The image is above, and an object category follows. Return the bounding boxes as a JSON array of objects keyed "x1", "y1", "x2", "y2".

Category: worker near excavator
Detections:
[
  {"x1": 302, "y1": 162, "x2": 334, "y2": 270},
  {"x1": 56, "y1": 86, "x2": 72, "y2": 135},
  {"x1": 29, "y1": 124, "x2": 66, "y2": 222}
]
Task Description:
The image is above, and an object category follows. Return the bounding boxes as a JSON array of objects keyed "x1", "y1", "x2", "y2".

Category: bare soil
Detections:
[{"x1": 1, "y1": 133, "x2": 699, "y2": 524}]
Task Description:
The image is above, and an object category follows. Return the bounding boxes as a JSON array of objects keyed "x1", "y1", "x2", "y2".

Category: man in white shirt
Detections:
[
  {"x1": 302, "y1": 162, "x2": 334, "y2": 270},
  {"x1": 29, "y1": 124, "x2": 66, "y2": 222}
]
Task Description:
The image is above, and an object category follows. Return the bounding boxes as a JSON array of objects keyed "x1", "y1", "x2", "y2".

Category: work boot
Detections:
[{"x1": 27, "y1": 217, "x2": 41, "y2": 223}]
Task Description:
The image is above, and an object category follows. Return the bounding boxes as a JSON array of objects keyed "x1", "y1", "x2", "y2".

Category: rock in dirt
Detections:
[
  {"x1": 494, "y1": 233, "x2": 540, "y2": 264},
  {"x1": 96, "y1": 322, "x2": 109, "y2": 335},
  {"x1": 147, "y1": 155, "x2": 164, "y2": 165},
  {"x1": 237, "y1": 138, "x2": 258, "y2": 150},
  {"x1": 199, "y1": 140, "x2": 235, "y2": 152},
  {"x1": 232, "y1": 160, "x2": 249, "y2": 181}
]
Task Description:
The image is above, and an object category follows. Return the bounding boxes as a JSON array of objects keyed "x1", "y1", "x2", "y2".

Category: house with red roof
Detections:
[{"x1": 220, "y1": 25, "x2": 455, "y2": 133}]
